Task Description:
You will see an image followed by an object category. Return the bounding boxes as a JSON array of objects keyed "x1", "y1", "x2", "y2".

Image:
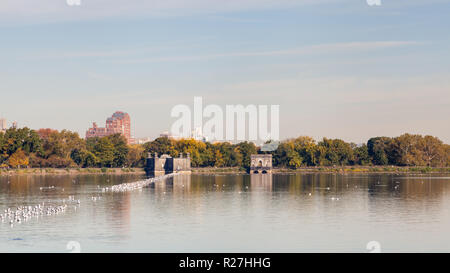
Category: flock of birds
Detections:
[
  {"x1": 1, "y1": 174, "x2": 178, "y2": 228},
  {"x1": 0, "y1": 201, "x2": 77, "y2": 228},
  {"x1": 102, "y1": 173, "x2": 179, "y2": 193}
]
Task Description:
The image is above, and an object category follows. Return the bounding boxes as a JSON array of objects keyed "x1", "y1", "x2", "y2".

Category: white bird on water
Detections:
[
  {"x1": 2, "y1": 202, "x2": 70, "y2": 228},
  {"x1": 102, "y1": 173, "x2": 178, "y2": 193}
]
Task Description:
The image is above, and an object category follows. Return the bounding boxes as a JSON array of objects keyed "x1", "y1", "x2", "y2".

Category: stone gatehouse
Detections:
[
  {"x1": 250, "y1": 154, "x2": 273, "y2": 174},
  {"x1": 146, "y1": 153, "x2": 191, "y2": 175}
]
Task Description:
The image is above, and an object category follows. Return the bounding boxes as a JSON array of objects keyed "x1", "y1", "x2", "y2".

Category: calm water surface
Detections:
[{"x1": 1, "y1": 173, "x2": 450, "y2": 252}]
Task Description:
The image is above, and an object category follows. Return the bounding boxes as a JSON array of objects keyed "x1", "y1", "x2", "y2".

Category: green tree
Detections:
[
  {"x1": 144, "y1": 137, "x2": 177, "y2": 157},
  {"x1": 367, "y1": 137, "x2": 393, "y2": 165},
  {"x1": 273, "y1": 141, "x2": 297, "y2": 167},
  {"x1": 2, "y1": 127, "x2": 42, "y2": 156},
  {"x1": 84, "y1": 151, "x2": 99, "y2": 167},
  {"x1": 107, "y1": 134, "x2": 129, "y2": 167},
  {"x1": 0, "y1": 132, "x2": 6, "y2": 164},
  {"x1": 93, "y1": 138, "x2": 115, "y2": 167},
  {"x1": 318, "y1": 138, "x2": 354, "y2": 166},
  {"x1": 353, "y1": 144, "x2": 371, "y2": 165},
  {"x1": 216, "y1": 142, "x2": 241, "y2": 167},
  {"x1": 287, "y1": 150, "x2": 303, "y2": 168},
  {"x1": 235, "y1": 141, "x2": 257, "y2": 169}
]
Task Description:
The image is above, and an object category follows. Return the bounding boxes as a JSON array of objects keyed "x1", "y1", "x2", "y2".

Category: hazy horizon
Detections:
[{"x1": 1, "y1": 0, "x2": 449, "y2": 143}]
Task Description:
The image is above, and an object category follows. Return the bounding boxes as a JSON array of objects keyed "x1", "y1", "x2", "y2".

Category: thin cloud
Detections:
[
  {"x1": 19, "y1": 43, "x2": 198, "y2": 61},
  {"x1": 112, "y1": 41, "x2": 421, "y2": 64},
  {"x1": 0, "y1": 0, "x2": 339, "y2": 24}
]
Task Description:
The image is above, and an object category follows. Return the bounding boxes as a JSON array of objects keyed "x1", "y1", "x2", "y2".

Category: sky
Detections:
[{"x1": 0, "y1": 0, "x2": 449, "y2": 144}]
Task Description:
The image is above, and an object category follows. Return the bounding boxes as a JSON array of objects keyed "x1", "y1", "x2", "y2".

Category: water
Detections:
[{"x1": 1, "y1": 173, "x2": 450, "y2": 253}]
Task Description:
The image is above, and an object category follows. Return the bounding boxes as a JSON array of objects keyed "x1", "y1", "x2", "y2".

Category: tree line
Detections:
[
  {"x1": 0, "y1": 127, "x2": 449, "y2": 169},
  {"x1": 272, "y1": 135, "x2": 449, "y2": 168}
]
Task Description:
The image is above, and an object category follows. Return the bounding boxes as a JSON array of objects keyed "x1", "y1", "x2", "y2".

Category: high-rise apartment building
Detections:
[
  {"x1": 86, "y1": 111, "x2": 133, "y2": 144},
  {"x1": 0, "y1": 118, "x2": 6, "y2": 133}
]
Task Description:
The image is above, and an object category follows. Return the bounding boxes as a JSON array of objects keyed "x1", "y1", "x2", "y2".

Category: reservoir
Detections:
[{"x1": 1, "y1": 173, "x2": 449, "y2": 252}]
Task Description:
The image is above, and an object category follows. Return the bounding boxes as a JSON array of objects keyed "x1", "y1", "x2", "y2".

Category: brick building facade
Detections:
[{"x1": 86, "y1": 111, "x2": 134, "y2": 144}]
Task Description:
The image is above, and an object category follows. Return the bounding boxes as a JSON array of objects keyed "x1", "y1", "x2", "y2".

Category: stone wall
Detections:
[
  {"x1": 146, "y1": 153, "x2": 191, "y2": 175},
  {"x1": 250, "y1": 154, "x2": 273, "y2": 174}
]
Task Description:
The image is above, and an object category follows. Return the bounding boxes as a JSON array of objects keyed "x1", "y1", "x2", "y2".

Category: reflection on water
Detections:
[{"x1": 1, "y1": 173, "x2": 450, "y2": 252}]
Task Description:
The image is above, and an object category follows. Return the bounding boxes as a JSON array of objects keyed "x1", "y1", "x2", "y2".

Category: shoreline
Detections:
[
  {"x1": 1, "y1": 166, "x2": 449, "y2": 176},
  {"x1": 191, "y1": 166, "x2": 450, "y2": 175},
  {"x1": 0, "y1": 168, "x2": 146, "y2": 176}
]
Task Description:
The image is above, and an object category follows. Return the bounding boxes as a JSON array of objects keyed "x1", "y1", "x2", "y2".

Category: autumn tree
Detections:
[
  {"x1": 175, "y1": 138, "x2": 208, "y2": 167},
  {"x1": 420, "y1": 135, "x2": 446, "y2": 167},
  {"x1": 0, "y1": 132, "x2": 6, "y2": 164},
  {"x1": 8, "y1": 149, "x2": 29, "y2": 168},
  {"x1": 213, "y1": 149, "x2": 225, "y2": 167},
  {"x1": 390, "y1": 134, "x2": 423, "y2": 166},
  {"x1": 445, "y1": 145, "x2": 450, "y2": 167},
  {"x1": 36, "y1": 129, "x2": 85, "y2": 167},
  {"x1": 126, "y1": 144, "x2": 146, "y2": 167}
]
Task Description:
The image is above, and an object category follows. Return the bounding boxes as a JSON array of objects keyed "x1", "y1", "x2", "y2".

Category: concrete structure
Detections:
[
  {"x1": 146, "y1": 152, "x2": 191, "y2": 176},
  {"x1": 191, "y1": 126, "x2": 208, "y2": 142},
  {"x1": 135, "y1": 137, "x2": 152, "y2": 144},
  {"x1": 159, "y1": 131, "x2": 181, "y2": 140},
  {"x1": 0, "y1": 118, "x2": 6, "y2": 133},
  {"x1": 86, "y1": 111, "x2": 134, "y2": 144},
  {"x1": 250, "y1": 154, "x2": 273, "y2": 174}
]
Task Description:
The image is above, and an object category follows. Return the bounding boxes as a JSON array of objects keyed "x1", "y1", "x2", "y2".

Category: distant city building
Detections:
[
  {"x1": 136, "y1": 137, "x2": 152, "y2": 145},
  {"x1": 260, "y1": 140, "x2": 280, "y2": 152},
  {"x1": 86, "y1": 111, "x2": 134, "y2": 144},
  {"x1": 159, "y1": 127, "x2": 209, "y2": 142},
  {"x1": 191, "y1": 126, "x2": 208, "y2": 142},
  {"x1": 0, "y1": 118, "x2": 6, "y2": 133},
  {"x1": 11, "y1": 121, "x2": 17, "y2": 129},
  {"x1": 160, "y1": 131, "x2": 181, "y2": 140},
  {"x1": 159, "y1": 129, "x2": 207, "y2": 142}
]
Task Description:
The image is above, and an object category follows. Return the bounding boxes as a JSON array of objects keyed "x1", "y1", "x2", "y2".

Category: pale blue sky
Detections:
[{"x1": 0, "y1": 0, "x2": 449, "y2": 143}]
